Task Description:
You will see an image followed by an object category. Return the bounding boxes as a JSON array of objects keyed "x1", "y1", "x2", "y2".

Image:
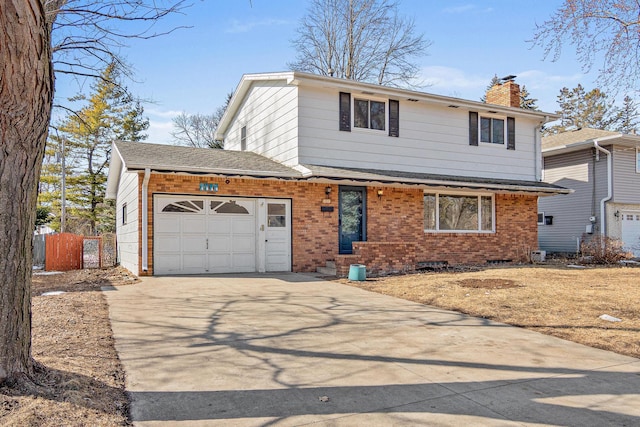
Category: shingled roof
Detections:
[
  {"x1": 542, "y1": 128, "x2": 620, "y2": 151},
  {"x1": 302, "y1": 164, "x2": 569, "y2": 195},
  {"x1": 107, "y1": 141, "x2": 570, "y2": 198},
  {"x1": 113, "y1": 141, "x2": 302, "y2": 177}
]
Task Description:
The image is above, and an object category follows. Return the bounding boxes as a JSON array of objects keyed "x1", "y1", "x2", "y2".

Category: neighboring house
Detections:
[
  {"x1": 539, "y1": 128, "x2": 640, "y2": 256},
  {"x1": 106, "y1": 71, "x2": 568, "y2": 277}
]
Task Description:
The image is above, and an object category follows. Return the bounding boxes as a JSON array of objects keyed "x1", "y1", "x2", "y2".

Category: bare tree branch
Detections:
[
  {"x1": 531, "y1": 0, "x2": 640, "y2": 96},
  {"x1": 289, "y1": 0, "x2": 430, "y2": 88}
]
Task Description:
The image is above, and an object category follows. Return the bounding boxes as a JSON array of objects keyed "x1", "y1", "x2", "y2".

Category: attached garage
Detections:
[{"x1": 154, "y1": 195, "x2": 291, "y2": 275}]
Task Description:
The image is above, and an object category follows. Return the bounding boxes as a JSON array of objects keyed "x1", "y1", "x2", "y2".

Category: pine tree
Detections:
[
  {"x1": 39, "y1": 63, "x2": 149, "y2": 235},
  {"x1": 616, "y1": 95, "x2": 640, "y2": 134},
  {"x1": 519, "y1": 85, "x2": 539, "y2": 110},
  {"x1": 545, "y1": 84, "x2": 618, "y2": 135}
]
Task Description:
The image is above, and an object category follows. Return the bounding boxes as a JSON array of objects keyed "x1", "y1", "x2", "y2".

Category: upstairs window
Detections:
[
  {"x1": 469, "y1": 112, "x2": 515, "y2": 149},
  {"x1": 481, "y1": 117, "x2": 504, "y2": 144},
  {"x1": 339, "y1": 92, "x2": 399, "y2": 137},
  {"x1": 355, "y1": 99, "x2": 385, "y2": 131},
  {"x1": 636, "y1": 148, "x2": 640, "y2": 173}
]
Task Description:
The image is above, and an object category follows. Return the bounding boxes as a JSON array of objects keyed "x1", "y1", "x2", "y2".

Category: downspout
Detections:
[
  {"x1": 593, "y1": 141, "x2": 612, "y2": 237},
  {"x1": 142, "y1": 168, "x2": 151, "y2": 272}
]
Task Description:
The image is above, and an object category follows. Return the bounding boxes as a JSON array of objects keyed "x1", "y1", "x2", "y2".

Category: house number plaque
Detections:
[{"x1": 199, "y1": 183, "x2": 219, "y2": 192}]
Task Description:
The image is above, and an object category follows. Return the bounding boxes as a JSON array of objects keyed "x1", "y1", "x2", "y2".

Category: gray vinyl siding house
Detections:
[{"x1": 539, "y1": 128, "x2": 640, "y2": 256}]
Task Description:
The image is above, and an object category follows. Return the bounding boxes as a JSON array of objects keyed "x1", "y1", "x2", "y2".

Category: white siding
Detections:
[
  {"x1": 539, "y1": 149, "x2": 608, "y2": 253},
  {"x1": 116, "y1": 171, "x2": 139, "y2": 274},
  {"x1": 612, "y1": 145, "x2": 640, "y2": 203},
  {"x1": 296, "y1": 85, "x2": 538, "y2": 181},
  {"x1": 224, "y1": 81, "x2": 299, "y2": 165}
]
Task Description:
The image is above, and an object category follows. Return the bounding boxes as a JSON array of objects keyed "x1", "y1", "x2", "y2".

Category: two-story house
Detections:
[
  {"x1": 538, "y1": 127, "x2": 640, "y2": 256},
  {"x1": 106, "y1": 71, "x2": 568, "y2": 276}
]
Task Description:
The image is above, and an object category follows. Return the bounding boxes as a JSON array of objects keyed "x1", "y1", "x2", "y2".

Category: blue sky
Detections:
[{"x1": 56, "y1": 0, "x2": 598, "y2": 144}]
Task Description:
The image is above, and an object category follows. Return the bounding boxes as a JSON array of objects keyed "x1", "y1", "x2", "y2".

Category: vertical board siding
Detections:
[
  {"x1": 116, "y1": 171, "x2": 139, "y2": 274},
  {"x1": 297, "y1": 86, "x2": 537, "y2": 181}
]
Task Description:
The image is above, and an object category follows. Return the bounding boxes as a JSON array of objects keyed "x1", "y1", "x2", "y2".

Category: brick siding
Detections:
[{"x1": 136, "y1": 174, "x2": 538, "y2": 276}]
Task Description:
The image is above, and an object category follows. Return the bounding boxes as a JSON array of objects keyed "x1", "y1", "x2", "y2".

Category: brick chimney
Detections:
[{"x1": 486, "y1": 78, "x2": 520, "y2": 108}]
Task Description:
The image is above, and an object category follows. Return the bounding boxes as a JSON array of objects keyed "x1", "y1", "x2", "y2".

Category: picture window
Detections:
[{"x1": 424, "y1": 193, "x2": 494, "y2": 232}]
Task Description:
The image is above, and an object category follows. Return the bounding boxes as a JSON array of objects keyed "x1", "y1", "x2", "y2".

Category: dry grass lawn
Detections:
[
  {"x1": 342, "y1": 264, "x2": 640, "y2": 359},
  {"x1": 0, "y1": 267, "x2": 138, "y2": 426}
]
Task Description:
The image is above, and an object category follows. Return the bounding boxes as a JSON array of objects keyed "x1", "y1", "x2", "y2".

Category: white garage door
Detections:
[
  {"x1": 621, "y1": 211, "x2": 640, "y2": 257},
  {"x1": 154, "y1": 196, "x2": 290, "y2": 275}
]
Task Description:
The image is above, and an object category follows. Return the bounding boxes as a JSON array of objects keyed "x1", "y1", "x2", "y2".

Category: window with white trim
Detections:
[
  {"x1": 480, "y1": 116, "x2": 505, "y2": 144},
  {"x1": 122, "y1": 203, "x2": 127, "y2": 225},
  {"x1": 354, "y1": 98, "x2": 386, "y2": 131},
  {"x1": 636, "y1": 148, "x2": 640, "y2": 173},
  {"x1": 339, "y1": 92, "x2": 399, "y2": 137},
  {"x1": 424, "y1": 192, "x2": 494, "y2": 232}
]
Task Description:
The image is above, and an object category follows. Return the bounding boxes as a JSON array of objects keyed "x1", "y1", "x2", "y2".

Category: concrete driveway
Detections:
[{"x1": 104, "y1": 273, "x2": 640, "y2": 426}]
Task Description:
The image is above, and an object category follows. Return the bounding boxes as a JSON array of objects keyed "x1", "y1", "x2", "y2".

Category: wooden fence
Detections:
[
  {"x1": 43, "y1": 233, "x2": 117, "y2": 271},
  {"x1": 45, "y1": 233, "x2": 84, "y2": 271}
]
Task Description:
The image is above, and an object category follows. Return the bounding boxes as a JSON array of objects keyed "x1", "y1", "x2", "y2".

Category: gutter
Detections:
[
  {"x1": 142, "y1": 168, "x2": 151, "y2": 272},
  {"x1": 593, "y1": 141, "x2": 612, "y2": 236}
]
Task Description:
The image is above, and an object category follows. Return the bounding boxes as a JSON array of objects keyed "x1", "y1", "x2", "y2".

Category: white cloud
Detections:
[
  {"x1": 516, "y1": 69, "x2": 586, "y2": 90},
  {"x1": 146, "y1": 119, "x2": 175, "y2": 145},
  {"x1": 226, "y1": 18, "x2": 289, "y2": 34},
  {"x1": 145, "y1": 108, "x2": 182, "y2": 119},
  {"x1": 419, "y1": 66, "x2": 487, "y2": 97}
]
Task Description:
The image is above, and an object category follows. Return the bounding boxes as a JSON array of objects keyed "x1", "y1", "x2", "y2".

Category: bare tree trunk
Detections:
[{"x1": 0, "y1": 1, "x2": 54, "y2": 382}]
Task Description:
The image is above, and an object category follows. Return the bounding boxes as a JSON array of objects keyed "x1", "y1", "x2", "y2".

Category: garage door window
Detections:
[
  {"x1": 268, "y1": 203, "x2": 286, "y2": 227},
  {"x1": 211, "y1": 200, "x2": 250, "y2": 214},
  {"x1": 161, "y1": 200, "x2": 204, "y2": 213}
]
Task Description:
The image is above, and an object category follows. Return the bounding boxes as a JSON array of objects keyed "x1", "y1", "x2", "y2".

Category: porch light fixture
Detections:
[
  {"x1": 377, "y1": 189, "x2": 384, "y2": 198},
  {"x1": 325, "y1": 186, "x2": 332, "y2": 196}
]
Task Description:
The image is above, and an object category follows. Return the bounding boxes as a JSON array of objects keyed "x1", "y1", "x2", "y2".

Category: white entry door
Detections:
[
  {"x1": 264, "y1": 199, "x2": 292, "y2": 272},
  {"x1": 621, "y1": 211, "x2": 640, "y2": 257}
]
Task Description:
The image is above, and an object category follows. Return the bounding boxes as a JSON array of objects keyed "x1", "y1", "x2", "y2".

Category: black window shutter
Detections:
[
  {"x1": 507, "y1": 117, "x2": 515, "y2": 150},
  {"x1": 469, "y1": 112, "x2": 478, "y2": 146},
  {"x1": 339, "y1": 92, "x2": 351, "y2": 132},
  {"x1": 389, "y1": 99, "x2": 399, "y2": 137}
]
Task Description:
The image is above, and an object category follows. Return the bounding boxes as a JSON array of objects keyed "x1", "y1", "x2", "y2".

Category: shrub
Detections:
[{"x1": 579, "y1": 234, "x2": 631, "y2": 264}]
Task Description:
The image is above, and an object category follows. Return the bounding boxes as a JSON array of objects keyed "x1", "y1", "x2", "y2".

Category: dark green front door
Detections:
[{"x1": 339, "y1": 186, "x2": 366, "y2": 254}]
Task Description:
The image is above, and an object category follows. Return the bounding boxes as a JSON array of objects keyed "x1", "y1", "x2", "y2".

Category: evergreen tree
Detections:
[
  {"x1": 616, "y1": 95, "x2": 640, "y2": 134},
  {"x1": 39, "y1": 63, "x2": 149, "y2": 235},
  {"x1": 519, "y1": 85, "x2": 539, "y2": 110},
  {"x1": 545, "y1": 84, "x2": 618, "y2": 135}
]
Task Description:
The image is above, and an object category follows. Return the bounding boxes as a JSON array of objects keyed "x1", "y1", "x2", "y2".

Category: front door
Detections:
[{"x1": 339, "y1": 186, "x2": 366, "y2": 254}]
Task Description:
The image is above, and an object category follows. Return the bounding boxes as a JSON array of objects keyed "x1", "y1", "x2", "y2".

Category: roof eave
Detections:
[{"x1": 105, "y1": 141, "x2": 124, "y2": 199}]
